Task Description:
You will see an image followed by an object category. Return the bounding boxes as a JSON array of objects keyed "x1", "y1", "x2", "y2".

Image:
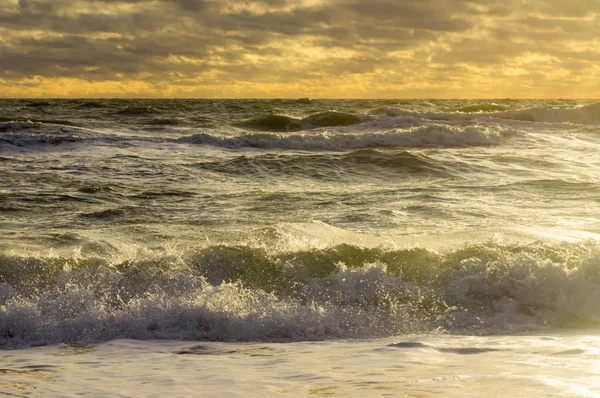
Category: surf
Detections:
[{"x1": 1, "y1": 240, "x2": 600, "y2": 346}]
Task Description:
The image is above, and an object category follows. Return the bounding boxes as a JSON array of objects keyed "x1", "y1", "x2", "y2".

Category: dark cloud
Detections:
[
  {"x1": 0, "y1": 0, "x2": 598, "y2": 96},
  {"x1": 173, "y1": 0, "x2": 208, "y2": 12},
  {"x1": 344, "y1": 1, "x2": 474, "y2": 32}
]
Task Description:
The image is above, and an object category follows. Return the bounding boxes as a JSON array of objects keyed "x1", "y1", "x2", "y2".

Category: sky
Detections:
[{"x1": 0, "y1": 0, "x2": 599, "y2": 98}]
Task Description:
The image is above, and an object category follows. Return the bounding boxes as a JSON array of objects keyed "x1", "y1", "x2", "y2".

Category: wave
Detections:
[
  {"x1": 235, "y1": 114, "x2": 306, "y2": 132},
  {"x1": 181, "y1": 124, "x2": 519, "y2": 150},
  {"x1": 0, "y1": 117, "x2": 79, "y2": 127},
  {"x1": 0, "y1": 122, "x2": 98, "y2": 147},
  {"x1": 75, "y1": 101, "x2": 107, "y2": 109},
  {"x1": 302, "y1": 112, "x2": 363, "y2": 127},
  {"x1": 147, "y1": 118, "x2": 182, "y2": 126},
  {"x1": 195, "y1": 149, "x2": 447, "y2": 178},
  {"x1": 116, "y1": 106, "x2": 159, "y2": 116},
  {"x1": 0, "y1": 120, "x2": 40, "y2": 132},
  {"x1": 235, "y1": 112, "x2": 364, "y2": 132},
  {"x1": 371, "y1": 101, "x2": 513, "y2": 115},
  {"x1": 500, "y1": 102, "x2": 600, "y2": 124},
  {"x1": 1, "y1": 240, "x2": 599, "y2": 346},
  {"x1": 0, "y1": 118, "x2": 520, "y2": 152},
  {"x1": 24, "y1": 101, "x2": 51, "y2": 108},
  {"x1": 455, "y1": 103, "x2": 509, "y2": 113},
  {"x1": 370, "y1": 102, "x2": 600, "y2": 125},
  {"x1": 368, "y1": 107, "x2": 423, "y2": 118}
]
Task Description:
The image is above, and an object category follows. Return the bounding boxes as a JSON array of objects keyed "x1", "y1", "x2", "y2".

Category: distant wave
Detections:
[
  {"x1": 455, "y1": 103, "x2": 509, "y2": 113},
  {"x1": 0, "y1": 122, "x2": 99, "y2": 147},
  {"x1": 116, "y1": 106, "x2": 160, "y2": 116},
  {"x1": 147, "y1": 118, "x2": 182, "y2": 126},
  {"x1": 0, "y1": 118, "x2": 520, "y2": 151},
  {"x1": 1, "y1": 240, "x2": 599, "y2": 346},
  {"x1": 194, "y1": 149, "x2": 448, "y2": 179},
  {"x1": 24, "y1": 101, "x2": 51, "y2": 108},
  {"x1": 235, "y1": 111, "x2": 365, "y2": 132},
  {"x1": 181, "y1": 124, "x2": 519, "y2": 150},
  {"x1": 75, "y1": 101, "x2": 107, "y2": 109},
  {"x1": 0, "y1": 118, "x2": 79, "y2": 127},
  {"x1": 0, "y1": 120, "x2": 40, "y2": 132},
  {"x1": 499, "y1": 102, "x2": 600, "y2": 124},
  {"x1": 368, "y1": 107, "x2": 421, "y2": 118},
  {"x1": 303, "y1": 111, "x2": 364, "y2": 127},
  {"x1": 0, "y1": 121, "x2": 145, "y2": 151},
  {"x1": 370, "y1": 102, "x2": 600, "y2": 125}
]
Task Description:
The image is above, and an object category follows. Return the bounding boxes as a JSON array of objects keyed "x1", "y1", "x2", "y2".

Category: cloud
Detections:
[{"x1": 0, "y1": 0, "x2": 599, "y2": 97}]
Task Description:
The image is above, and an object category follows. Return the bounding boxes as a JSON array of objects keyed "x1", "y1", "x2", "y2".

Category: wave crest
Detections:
[
  {"x1": 0, "y1": 123, "x2": 97, "y2": 147},
  {"x1": 181, "y1": 124, "x2": 518, "y2": 150},
  {"x1": 1, "y1": 241, "x2": 600, "y2": 345},
  {"x1": 195, "y1": 149, "x2": 446, "y2": 178}
]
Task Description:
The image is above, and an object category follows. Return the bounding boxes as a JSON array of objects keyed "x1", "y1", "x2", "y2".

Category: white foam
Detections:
[
  {"x1": 2, "y1": 240, "x2": 600, "y2": 346},
  {"x1": 0, "y1": 120, "x2": 39, "y2": 131},
  {"x1": 180, "y1": 123, "x2": 520, "y2": 150},
  {"x1": 4, "y1": 333, "x2": 600, "y2": 396}
]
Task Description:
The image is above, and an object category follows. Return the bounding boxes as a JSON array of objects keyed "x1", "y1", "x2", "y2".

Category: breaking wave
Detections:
[
  {"x1": 181, "y1": 124, "x2": 519, "y2": 150},
  {"x1": 0, "y1": 120, "x2": 40, "y2": 132},
  {"x1": 0, "y1": 122, "x2": 101, "y2": 147},
  {"x1": 0, "y1": 119, "x2": 517, "y2": 151},
  {"x1": 1, "y1": 241, "x2": 600, "y2": 346}
]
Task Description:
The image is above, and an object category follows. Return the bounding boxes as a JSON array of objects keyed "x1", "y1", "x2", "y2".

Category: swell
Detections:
[
  {"x1": 0, "y1": 117, "x2": 519, "y2": 150},
  {"x1": 74, "y1": 101, "x2": 107, "y2": 109},
  {"x1": 115, "y1": 105, "x2": 160, "y2": 116},
  {"x1": 0, "y1": 120, "x2": 40, "y2": 132},
  {"x1": 24, "y1": 101, "x2": 52, "y2": 108},
  {"x1": 1, "y1": 241, "x2": 599, "y2": 346},
  {"x1": 499, "y1": 102, "x2": 600, "y2": 124},
  {"x1": 194, "y1": 149, "x2": 448, "y2": 179},
  {"x1": 147, "y1": 118, "x2": 182, "y2": 126},
  {"x1": 0, "y1": 122, "x2": 100, "y2": 147},
  {"x1": 455, "y1": 103, "x2": 509, "y2": 113},
  {"x1": 0, "y1": 118, "x2": 78, "y2": 127},
  {"x1": 181, "y1": 124, "x2": 518, "y2": 150},
  {"x1": 370, "y1": 102, "x2": 600, "y2": 125},
  {"x1": 235, "y1": 111, "x2": 364, "y2": 132}
]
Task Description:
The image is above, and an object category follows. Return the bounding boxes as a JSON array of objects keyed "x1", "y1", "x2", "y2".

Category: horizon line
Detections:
[{"x1": 1, "y1": 97, "x2": 598, "y2": 101}]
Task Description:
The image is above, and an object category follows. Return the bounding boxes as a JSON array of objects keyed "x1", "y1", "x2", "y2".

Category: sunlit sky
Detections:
[{"x1": 1, "y1": 0, "x2": 599, "y2": 98}]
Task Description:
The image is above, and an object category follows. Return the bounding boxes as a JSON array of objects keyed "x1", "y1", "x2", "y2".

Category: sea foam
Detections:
[
  {"x1": 180, "y1": 123, "x2": 519, "y2": 150},
  {"x1": 1, "y1": 241, "x2": 599, "y2": 346}
]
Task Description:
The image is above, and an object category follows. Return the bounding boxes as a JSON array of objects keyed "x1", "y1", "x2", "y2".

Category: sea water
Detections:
[{"x1": 1, "y1": 99, "x2": 600, "y2": 396}]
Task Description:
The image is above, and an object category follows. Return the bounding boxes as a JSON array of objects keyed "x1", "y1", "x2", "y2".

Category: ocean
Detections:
[{"x1": 1, "y1": 98, "x2": 600, "y2": 396}]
